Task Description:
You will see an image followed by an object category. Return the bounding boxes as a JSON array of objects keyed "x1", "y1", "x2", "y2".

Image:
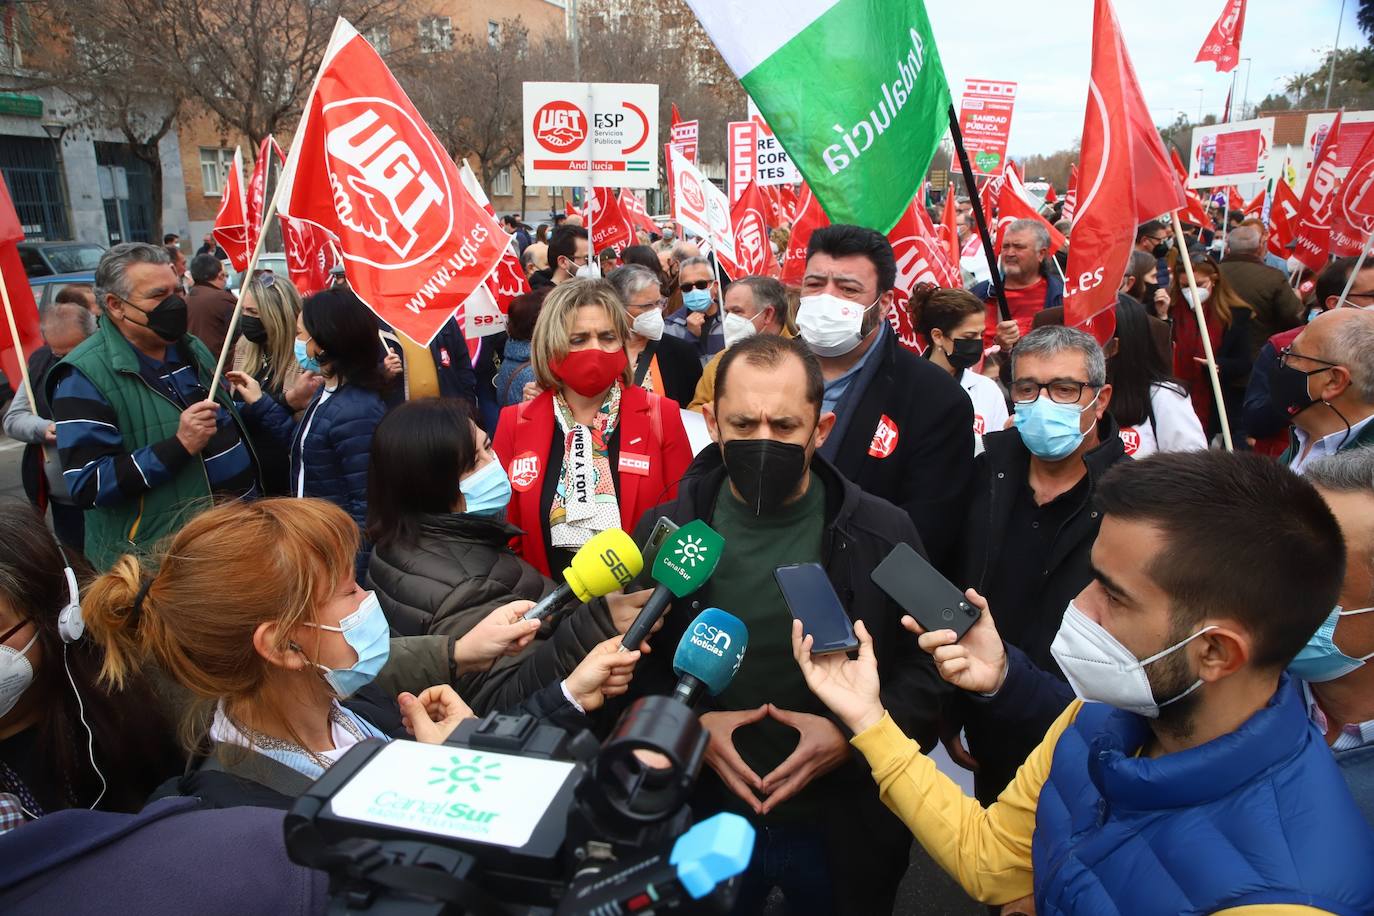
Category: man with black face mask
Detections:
[
  {"x1": 48, "y1": 243, "x2": 260, "y2": 570},
  {"x1": 1272, "y1": 308, "x2": 1374, "y2": 473},
  {"x1": 619, "y1": 334, "x2": 948, "y2": 916}
]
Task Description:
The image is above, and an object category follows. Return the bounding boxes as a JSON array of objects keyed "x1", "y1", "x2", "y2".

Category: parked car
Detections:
[
  {"x1": 225, "y1": 252, "x2": 287, "y2": 293},
  {"x1": 29, "y1": 270, "x2": 97, "y2": 310},
  {"x1": 18, "y1": 241, "x2": 106, "y2": 277}
]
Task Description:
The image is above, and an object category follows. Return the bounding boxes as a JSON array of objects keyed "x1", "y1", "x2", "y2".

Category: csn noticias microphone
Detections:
[
  {"x1": 523, "y1": 528, "x2": 644, "y2": 621},
  {"x1": 671, "y1": 608, "x2": 748, "y2": 706},
  {"x1": 619, "y1": 519, "x2": 725, "y2": 652}
]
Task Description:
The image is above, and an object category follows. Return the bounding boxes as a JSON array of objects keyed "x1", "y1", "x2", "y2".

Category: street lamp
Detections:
[{"x1": 41, "y1": 122, "x2": 66, "y2": 143}]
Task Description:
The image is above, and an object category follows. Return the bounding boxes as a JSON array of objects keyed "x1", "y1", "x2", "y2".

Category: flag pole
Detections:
[
  {"x1": 0, "y1": 277, "x2": 35, "y2": 408},
  {"x1": 1334, "y1": 228, "x2": 1374, "y2": 309},
  {"x1": 947, "y1": 105, "x2": 1009, "y2": 321},
  {"x1": 1171, "y1": 210, "x2": 1235, "y2": 452},
  {"x1": 209, "y1": 192, "x2": 283, "y2": 395}
]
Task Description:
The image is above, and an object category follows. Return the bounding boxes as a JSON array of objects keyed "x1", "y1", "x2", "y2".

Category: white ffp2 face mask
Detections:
[
  {"x1": 631, "y1": 306, "x2": 665, "y2": 341},
  {"x1": 0, "y1": 632, "x2": 37, "y2": 719},
  {"x1": 796, "y1": 293, "x2": 876, "y2": 357},
  {"x1": 723, "y1": 310, "x2": 760, "y2": 348},
  {"x1": 1049, "y1": 601, "x2": 1216, "y2": 718}
]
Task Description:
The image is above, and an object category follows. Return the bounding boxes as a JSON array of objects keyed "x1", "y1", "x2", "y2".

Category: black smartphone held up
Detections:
[
  {"x1": 773, "y1": 563, "x2": 859, "y2": 655},
  {"x1": 870, "y1": 542, "x2": 980, "y2": 640}
]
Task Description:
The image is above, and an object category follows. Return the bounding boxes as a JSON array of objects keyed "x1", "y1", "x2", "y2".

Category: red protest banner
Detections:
[
  {"x1": 1293, "y1": 112, "x2": 1343, "y2": 272},
  {"x1": 782, "y1": 183, "x2": 828, "y2": 286},
  {"x1": 212, "y1": 147, "x2": 250, "y2": 271},
  {"x1": 0, "y1": 173, "x2": 40, "y2": 402},
  {"x1": 275, "y1": 19, "x2": 506, "y2": 346},
  {"x1": 958, "y1": 79, "x2": 1018, "y2": 177},
  {"x1": 727, "y1": 120, "x2": 758, "y2": 204},
  {"x1": 1268, "y1": 175, "x2": 1301, "y2": 257},
  {"x1": 671, "y1": 118, "x2": 699, "y2": 165},
  {"x1": 724, "y1": 178, "x2": 780, "y2": 279},
  {"x1": 1195, "y1": 0, "x2": 1247, "y2": 73},
  {"x1": 886, "y1": 195, "x2": 962, "y2": 354},
  {"x1": 1331, "y1": 125, "x2": 1374, "y2": 257}
]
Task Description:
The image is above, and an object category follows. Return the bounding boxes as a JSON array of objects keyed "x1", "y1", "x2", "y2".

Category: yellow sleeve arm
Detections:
[
  {"x1": 1215, "y1": 907, "x2": 1334, "y2": 915},
  {"x1": 849, "y1": 701, "x2": 1083, "y2": 906},
  {"x1": 687, "y1": 353, "x2": 719, "y2": 413}
]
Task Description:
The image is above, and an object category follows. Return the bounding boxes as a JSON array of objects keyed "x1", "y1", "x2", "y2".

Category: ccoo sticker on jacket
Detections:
[{"x1": 868, "y1": 414, "x2": 899, "y2": 459}]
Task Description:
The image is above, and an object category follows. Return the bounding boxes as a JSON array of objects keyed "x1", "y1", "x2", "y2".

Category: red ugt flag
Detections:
[
  {"x1": 1293, "y1": 112, "x2": 1344, "y2": 272},
  {"x1": 586, "y1": 188, "x2": 635, "y2": 253},
  {"x1": 723, "y1": 178, "x2": 780, "y2": 279},
  {"x1": 995, "y1": 165, "x2": 1067, "y2": 254},
  {"x1": 1331, "y1": 125, "x2": 1374, "y2": 257},
  {"x1": 212, "y1": 147, "x2": 251, "y2": 271},
  {"x1": 782, "y1": 183, "x2": 829, "y2": 286},
  {"x1": 619, "y1": 189, "x2": 658, "y2": 236},
  {"x1": 1268, "y1": 176, "x2": 1301, "y2": 258},
  {"x1": 275, "y1": 19, "x2": 506, "y2": 346},
  {"x1": 1195, "y1": 0, "x2": 1247, "y2": 74},
  {"x1": 247, "y1": 136, "x2": 285, "y2": 252},
  {"x1": 0, "y1": 174, "x2": 40, "y2": 399},
  {"x1": 1062, "y1": 164, "x2": 1079, "y2": 221},
  {"x1": 1066, "y1": 0, "x2": 1185, "y2": 344}
]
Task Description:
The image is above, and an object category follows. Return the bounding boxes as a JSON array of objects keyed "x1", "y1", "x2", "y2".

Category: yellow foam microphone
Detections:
[{"x1": 523, "y1": 528, "x2": 644, "y2": 621}]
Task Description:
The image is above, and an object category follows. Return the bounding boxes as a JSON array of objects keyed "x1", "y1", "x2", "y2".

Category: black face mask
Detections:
[
  {"x1": 1151, "y1": 241, "x2": 1171, "y2": 259},
  {"x1": 1268, "y1": 360, "x2": 1323, "y2": 419},
  {"x1": 722, "y1": 438, "x2": 810, "y2": 516},
  {"x1": 239, "y1": 315, "x2": 270, "y2": 346},
  {"x1": 125, "y1": 294, "x2": 188, "y2": 342},
  {"x1": 944, "y1": 337, "x2": 983, "y2": 371}
]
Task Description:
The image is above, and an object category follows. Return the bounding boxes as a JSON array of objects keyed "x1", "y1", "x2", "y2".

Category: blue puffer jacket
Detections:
[
  {"x1": 244, "y1": 384, "x2": 386, "y2": 579},
  {"x1": 1033, "y1": 676, "x2": 1374, "y2": 916}
]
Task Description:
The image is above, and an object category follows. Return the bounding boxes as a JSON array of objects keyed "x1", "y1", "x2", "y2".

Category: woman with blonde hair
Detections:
[
  {"x1": 82, "y1": 498, "x2": 639, "y2": 808},
  {"x1": 493, "y1": 279, "x2": 692, "y2": 578},
  {"x1": 231, "y1": 276, "x2": 319, "y2": 494},
  {"x1": 1168, "y1": 255, "x2": 1255, "y2": 439}
]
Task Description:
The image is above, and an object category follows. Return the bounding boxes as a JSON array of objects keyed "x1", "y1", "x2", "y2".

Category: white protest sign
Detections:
[
  {"x1": 746, "y1": 96, "x2": 800, "y2": 188},
  {"x1": 522, "y1": 82, "x2": 659, "y2": 189}
]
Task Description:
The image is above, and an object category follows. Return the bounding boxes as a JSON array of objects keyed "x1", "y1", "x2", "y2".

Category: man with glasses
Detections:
[
  {"x1": 48, "y1": 243, "x2": 259, "y2": 570},
  {"x1": 535, "y1": 224, "x2": 588, "y2": 288},
  {"x1": 949, "y1": 325, "x2": 1128, "y2": 805},
  {"x1": 185, "y1": 253, "x2": 236, "y2": 358},
  {"x1": 664, "y1": 256, "x2": 725, "y2": 362},
  {"x1": 1269, "y1": 308, "x2": 1374, "y2": 473}
]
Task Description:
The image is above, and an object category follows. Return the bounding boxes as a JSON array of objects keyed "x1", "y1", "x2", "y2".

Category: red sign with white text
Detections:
[{"x1": 958, "y1": 79, "x2": 1018, "y2": 177}]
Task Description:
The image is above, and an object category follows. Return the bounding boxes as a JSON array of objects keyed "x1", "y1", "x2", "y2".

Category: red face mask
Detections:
[{"x1": 550, "y1": 347, "x2": 628, "y2": 397}]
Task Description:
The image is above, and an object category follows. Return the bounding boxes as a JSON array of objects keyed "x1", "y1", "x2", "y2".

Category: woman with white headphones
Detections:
[{"x1": 0, "y1": 502, "x2": 181, "y2": 833}]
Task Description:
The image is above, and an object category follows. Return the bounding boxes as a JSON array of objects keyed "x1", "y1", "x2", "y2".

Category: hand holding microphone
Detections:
[
  {"x1": 453, "y1": 600, "x2": 541, "y2": 672},
  {"x1": 523, "y1": 528, "x2": 644, "y2": 621},
  {"x1": 620, "y1": 520, "x2": 725, "y2": 652}
]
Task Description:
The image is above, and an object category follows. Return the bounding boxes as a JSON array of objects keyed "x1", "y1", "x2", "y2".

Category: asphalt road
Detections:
[{"x1": 0, "y1": 434, "x2": 26, "y2": 505}]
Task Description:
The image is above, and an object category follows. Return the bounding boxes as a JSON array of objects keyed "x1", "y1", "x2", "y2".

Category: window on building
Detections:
[
  {"x1": 418, "y1": 16, "x2": 453, "y2": 53},
  {"x1": 492, "y1": 167, "x2": 512, "y2": 197},
  {"x1": 487, "y1": 20, "x2": 501, "y2": 47},
  {"x1": 199, "y1": 147, "x2": 234, "y2": 197},
  {"x1": 364, "y1": 25, "x2": 391, "y2": 55}
]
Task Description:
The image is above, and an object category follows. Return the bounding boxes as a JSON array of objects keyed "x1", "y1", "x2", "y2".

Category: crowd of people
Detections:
[{"x1": 3, "y1": 183, "x2": 1374, "y2": 916}]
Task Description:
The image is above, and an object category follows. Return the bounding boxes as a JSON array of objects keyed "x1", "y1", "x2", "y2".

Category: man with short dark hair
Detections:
[
  {"x1": 185, "y1": 253, "x2": 236, "y2": 358},
  {"x1": 799, "y1": 224, "x2": 973, "y2": 574},
  {"x1": 54, "y1": 284, "x2": 97, "y2": 316},
  {"x1": 688, "y1": 275, "x2": 791, "y2": 411},
  {"x1": 502, "y1": 214, "x2": 532, "y2": 253},
  {"x1": 952, "y1": 324, "x2": 1128, "y2": 804},
  {"x1": 795, "y1": 450, "x2": 1374, "y2": 914},
  {"x1": 621, "y1": 333, "x2": 947, "y2": 916},
  {"x1": 537, "y1": 224, "x2": 588, "y2": 288},
  {"x1": 195, "y1": 233, "x2": 227, "y2": 259},
  {"x1": 48, "y1": 243, "x2": 259, "y2": 570},
  {"x1": 1221, "y1": 223, "x2": 1303, "y2": 359}
]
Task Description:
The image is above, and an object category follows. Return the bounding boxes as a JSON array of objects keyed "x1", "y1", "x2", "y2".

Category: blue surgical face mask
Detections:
[
  {"x1": 460, "y1": 459, "x2": 511, "y2": 517},
  {"x1": 298, "y1": 592, "x2": 391, "y2": 698},
  {"x1": 294, "y1": 338, "x2": 320, "y2": 373},
  {"x1": 1014, "y1": 392, "x2": 1099, "y2": 461},
  {"x1": 682, "y1": 288, "x2": 713, "y2": 313},
  {"x1": 1288, "y1": 605, "x2": 1374, "y2": 683}
]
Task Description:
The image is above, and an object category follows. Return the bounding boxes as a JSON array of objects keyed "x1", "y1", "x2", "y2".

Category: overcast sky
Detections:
[{"x1": 927, "y1": 0, "x2": 1362, "y2": 156}]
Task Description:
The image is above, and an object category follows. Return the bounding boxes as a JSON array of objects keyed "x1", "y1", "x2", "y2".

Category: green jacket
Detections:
[
  {"x1": 1279, "y1": 413, "x2": 1374, "y2": 468},
  {"x1": 51, "y1": 319, "x2": 256, "y2": 570}
]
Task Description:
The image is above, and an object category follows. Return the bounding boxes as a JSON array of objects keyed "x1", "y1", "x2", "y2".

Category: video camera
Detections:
[{"x1": 284, "y1": 611, "x2": 754, "y2": 916}]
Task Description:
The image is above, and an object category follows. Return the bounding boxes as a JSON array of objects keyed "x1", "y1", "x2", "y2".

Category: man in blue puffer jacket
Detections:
[{"x1": 791, "y1": 450, "x2": 1374, "y2": 915}]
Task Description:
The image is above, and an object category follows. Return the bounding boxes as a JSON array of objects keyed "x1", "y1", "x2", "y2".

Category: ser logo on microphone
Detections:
[
  {"x1": 691, "y1": 621, "x2": 732, "y2": 657},
  {"x1": 599, "y1": 548, "x2": 635, "y2": 586}
]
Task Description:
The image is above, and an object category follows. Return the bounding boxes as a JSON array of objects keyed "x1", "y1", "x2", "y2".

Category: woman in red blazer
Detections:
[{"x1": 493, "y1": 279, "x2": 692, "y2": 579}]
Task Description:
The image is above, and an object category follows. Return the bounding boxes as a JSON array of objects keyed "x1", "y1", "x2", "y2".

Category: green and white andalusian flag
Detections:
[{"x1": 686, "y1": 0, "x2": 951, "y2": 234}]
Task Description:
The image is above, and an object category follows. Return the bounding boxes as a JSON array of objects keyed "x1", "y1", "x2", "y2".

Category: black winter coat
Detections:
[
  {"x1": 614, "y1": 450, "x2": 951, "y2": 916},
  {"x1": 821, "y1": 328, "x2": 975, "y2": 576},
  {"x1": 953, "y1": 418, "x2": 1130, "y2": 803},
  {"x1": 365, "y1": 513, "x2": 622, "y2": 715}
]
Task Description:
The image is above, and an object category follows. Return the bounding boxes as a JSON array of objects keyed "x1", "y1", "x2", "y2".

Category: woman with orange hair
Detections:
[{"x1": 81, "y1": 498, "x2": 642, "y2": 808}]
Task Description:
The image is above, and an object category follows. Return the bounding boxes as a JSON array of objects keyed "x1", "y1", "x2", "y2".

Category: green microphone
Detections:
[{"x1": 619, "y1": 519, "x2": 725, "y2": 652}]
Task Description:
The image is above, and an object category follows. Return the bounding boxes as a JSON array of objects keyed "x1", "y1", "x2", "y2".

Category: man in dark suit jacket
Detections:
[
  {"x1": 184, "y1": 253, "x2": 237, "y2": 358},
  {"x1": 802, "y1": 225, "x2": 974, "y2": 575}
]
